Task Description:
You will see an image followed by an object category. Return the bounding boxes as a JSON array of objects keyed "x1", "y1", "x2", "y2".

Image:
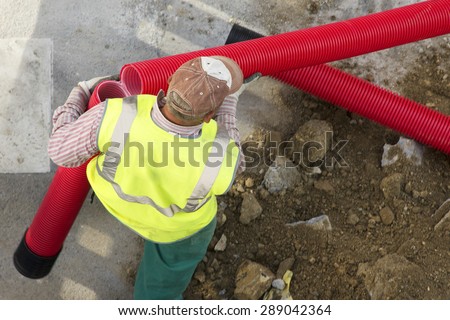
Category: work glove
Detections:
[
  {"x1": 78, "y1": 74, "x2": 120, "y2": 96},
  {"x1": 231, "y1": 72, "x2": 262, "y2": 98}
]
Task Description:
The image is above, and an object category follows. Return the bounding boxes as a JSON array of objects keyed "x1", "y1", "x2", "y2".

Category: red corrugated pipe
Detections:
[
  {"x1": 275, "y1": 65, "x2": 450, "y2": 153},
  {"x1": 225, "y1": 24, "x2": 450, "y2": 154},
  {"x1": 14, "y1": 0, "x2": 450, "y2": 278},
  {"x1": 89, "y1": 0, "x2": 450, "y2": 105}
]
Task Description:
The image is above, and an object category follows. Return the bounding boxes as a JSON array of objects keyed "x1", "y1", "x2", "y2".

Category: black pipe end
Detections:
[
  {"x1": 225, "y1": 24, "x2": 264, "y2": 45},
  {"x1": 13, "y1": 230, "x2": 60, "y2": 279}
]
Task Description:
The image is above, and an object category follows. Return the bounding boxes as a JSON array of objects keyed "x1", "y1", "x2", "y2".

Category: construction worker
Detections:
[{"x1": 48, "y1": 56, "x2": 259, "y2": 299}]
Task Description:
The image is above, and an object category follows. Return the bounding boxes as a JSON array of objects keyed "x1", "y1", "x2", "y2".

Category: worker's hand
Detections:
[
  {"x1": 78, "y1": 74, "x2": 120, "y2": 96},
  {"x1": 232, "y1": 72, "x2": 262, "y2": 98}
]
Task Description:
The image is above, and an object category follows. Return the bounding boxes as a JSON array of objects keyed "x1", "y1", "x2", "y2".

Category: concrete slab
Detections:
[{"x1": 0, "y1": 38, "x2": 52, "y2": 173}]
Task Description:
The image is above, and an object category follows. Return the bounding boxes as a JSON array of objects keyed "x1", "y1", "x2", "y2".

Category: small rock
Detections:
[
  {"x1": 303, "y1": 166, "x2": 322, "y2": 177},
  {"x1": 272, "y1": 279, "x2": 286, "y2": 290},
  {"x1": 379, "y1": 206, "x2": 395, "y2": 225},
  {"x1": 412, "y1": 207, "x2": 422, "y2": 214},
  {"x1": 413, "y1": 190, "x2": 428, "y2": 199},
  {"x1": 286, "y1": 215, "x2": 332, "y2": 231},
  {"x1": 239, "y1": 193, "x2": 263, "y2": 224},
  {"x1": 313, "y1": 180, "x2": 335, "y2": 194},
  {"x1": 405, "y1": 181, "x2": 413, "y2": 194},
  {"x1": 259, "y1": 187, "x2": 270, "y2": 200},
  {"x1": 288, "y1": 120, "x2": 333, "y2": 165},
  {"x1": 346, "y1": 211, "x2": 360, "y2": 226},
  {"x1": 245, "y1": 177, "x2": 255, "y2": 188},
  {"x1": 217, "y1": 212, "x2": 227, "y2": 228},
  {"x1": 214, "y1": 234, "x2": 227, "y2": 252},
  {"x1": 236, "y1": 184, "x2": 245, "y2": 193},
  {"x1": 217, "y1": 201, "x2": 227, "y2": 213},
  {"x1": 211, "y1": 258, "x2": 220, "y2": 270},
  {"x1": 380, "y1": 173, "x2": 404, "y2": 199},
  {"x1": 357, "y1": 254, "x2": 435, "y2": 299},
  {"x1": 234, "y1": 260, "x2": 275, "y2": 300},
  {"x1": 219, "y1": 289, "x2": 227, "y2": 296},
  {"x1": 276, "y1": 257, "x2": 295, "y2": 278},
  {"x1": 381, "y1": 137, "x2": 424, "y2": 167},
  {"x1": 217, "y1": 201, "x2": 228, "y2": 228},
  {"x1": 193, "y1": 270, "x2": 206, "y2": 283},
  {"x1": 396, "y1": 238, "x2": 421, "y2": 258},
  {"x1": 263, "y1": 156, "x2": 302, "y2": 194}
]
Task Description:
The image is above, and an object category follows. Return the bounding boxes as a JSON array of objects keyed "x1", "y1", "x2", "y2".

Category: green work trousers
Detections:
[{"x1": 134, "y1": 217, "x2": 217, "y2": 300}]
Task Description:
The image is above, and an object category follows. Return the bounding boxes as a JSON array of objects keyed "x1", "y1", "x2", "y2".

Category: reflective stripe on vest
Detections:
[{"x1": 95, "y1": 95, "x2": 231, "y2": 217}]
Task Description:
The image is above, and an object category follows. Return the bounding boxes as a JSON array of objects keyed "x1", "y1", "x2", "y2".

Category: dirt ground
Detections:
[{"x1": 181, "y1": 2, "x2": 450, "y2": 299}]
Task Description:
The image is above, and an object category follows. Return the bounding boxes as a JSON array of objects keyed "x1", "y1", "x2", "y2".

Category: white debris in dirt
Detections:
[
  {"x1": 272, "y1": 278, "x2": 286, "y2": 290},
  {"x1": 286, "y1": 214, "x2": 332, "y2": 231},
  {"x1": 217, "y1": 201, "x2": 228, "y2": 228},
  {"x1": 214, "y1": 234, "x2": 228, "y2": 252},
  {"x1": 304, "y1": 166, "x2": 322, "y2": 177},
  {"x1": 381, "y1": 137, "x2": 424, "y2": 167}
]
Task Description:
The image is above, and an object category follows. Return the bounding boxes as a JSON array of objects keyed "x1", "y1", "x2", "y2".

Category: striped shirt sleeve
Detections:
[
  {"x1": 48, "y1": 86, "x2": 104, "y2": 167},
  {"x1": 214, "y1": 94, "x2": 246, "y2": 173}
]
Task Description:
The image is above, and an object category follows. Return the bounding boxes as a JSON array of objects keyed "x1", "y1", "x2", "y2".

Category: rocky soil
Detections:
[{"x1": 184, "y1": 98, "x2": 450, "y2": 299}]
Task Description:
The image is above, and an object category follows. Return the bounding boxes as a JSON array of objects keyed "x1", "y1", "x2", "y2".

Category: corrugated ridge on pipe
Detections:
[
  {"x1": 120, "y1": 0, "x2": 450, "y2": 95},
  {"x1": 15, "y1": 0, "x2": 450, "y2": 278},
  {"x1": 226, "y1": 24, "x2": 450, "y2": 154}
]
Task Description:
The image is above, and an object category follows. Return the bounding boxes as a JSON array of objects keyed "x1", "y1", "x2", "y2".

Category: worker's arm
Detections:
[
  {"x1": 48, "y1": 75, "x2": 118, "y2": 167},
  {"x1": 214, "y1": 73, "x2": 262, "y2": 173},
  {"x1": 214, "y1": 95, "x2": 245, "y2": 173},
  {"x1": 48, "y1": 86, "x2": 105, "y2": 167}
]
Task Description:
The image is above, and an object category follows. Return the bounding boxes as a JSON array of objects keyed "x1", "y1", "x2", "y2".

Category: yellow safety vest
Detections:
[{"x1": 86, "y1": 95, "x2": 240, "y2": 243}]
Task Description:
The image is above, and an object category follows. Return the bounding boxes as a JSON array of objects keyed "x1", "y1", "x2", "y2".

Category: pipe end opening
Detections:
[
  {"x1": 14, "y1": 230, "x2": 60, "y2": 279},
  {"x1": 121, "y1": 65, "x2": 142, "y2": 95},
  {"x1": 96, "y1": 80, "x2": 129, "y2": 101}
]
